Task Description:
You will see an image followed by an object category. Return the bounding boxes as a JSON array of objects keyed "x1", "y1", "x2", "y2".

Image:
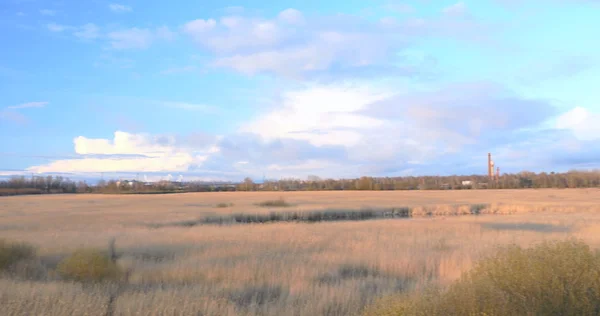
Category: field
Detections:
[{"x1": 2, "y1": 189, "x2": 600, "y2": 315}]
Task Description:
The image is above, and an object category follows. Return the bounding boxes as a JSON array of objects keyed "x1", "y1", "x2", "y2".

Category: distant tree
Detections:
[{"x1": 237, "y1": 177, "x2": 255, "y2": 191}]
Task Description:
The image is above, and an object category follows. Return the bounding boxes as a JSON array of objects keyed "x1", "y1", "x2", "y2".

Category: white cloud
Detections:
[
  {"x1": 107, "y1": 27, "x2": 175, "y2": 50},
  {"x1": 181, "y1": 8, "x2": 483, "y2": 77},
  {"x1": 266, "y1": 160, "x2": 337, "y2": 172},
  {"x1": 109, "y1": 3, "x2": 132, "y2": 13},
  {"x1": 556, "y1": 107, "x2": 600, "y2": 141},
  {"x1": 28, "y1": 131, "x2": 216, "y2": 174},
  {"x1": 47, "y1": 23, "x2": 68, "y2": 32},
  {"x1": 40, "y1": 9, "x2": 56, "y2": 16},
  {"x1": 7, "y1": 101, "x2": 48, "y2": 109},
  {"x1": 239, "y1": 83, "x2": 389, "y2": 147},
  {"x1": 74, "y1": 23, "x2": 100, "y2": 40},
  {"x1": 108, "y1": 28, "x2": 153, "y2": 49},
  {"x1": 25, "y1": 83, "x2": 595, "y2": 179},
  {"x1": 443, "y1": 2, "x2": 468, "y2": 16},
  {"x1": 28, "y1": 155, "x2": 196, "y2": 174},
  {"x1": 277, "y1": 8, "x2": 304, "y2": 24},
  {"x1": 209, "y1": 31, "x2": 396, "y2": 77},
  {"x1": 182, "y1": 19, "x2": 217, "y2": 34}
]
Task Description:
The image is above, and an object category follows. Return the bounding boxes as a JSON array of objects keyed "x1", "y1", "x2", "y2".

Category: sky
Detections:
[{"x1": 1, "y1": 0, "x2": 599, "y2": 182}]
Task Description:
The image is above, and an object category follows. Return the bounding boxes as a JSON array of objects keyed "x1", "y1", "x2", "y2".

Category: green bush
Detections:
[
  {"x1": 0, "y1": 239, "x2": 36, "y2": 271},
  {"x1": 57, "y1": 248, "x2": 122, "y2": 282},
  {"x1": 216, "y1": 202, "x2": 234, "y2": 208},
  {"x1": 366, "y1": 239, "x2": 600, "y2": 316}
]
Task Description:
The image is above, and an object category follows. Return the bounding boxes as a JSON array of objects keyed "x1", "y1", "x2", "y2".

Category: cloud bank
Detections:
[{"x1": 27, "y1": 81, "x2": 600, "y2": 180}]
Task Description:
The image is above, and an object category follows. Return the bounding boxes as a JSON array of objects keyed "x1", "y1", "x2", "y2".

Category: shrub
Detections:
[
  {"x1": 256, "y1": 198, "x2": 292, "y2": 207},
  {"x1": 216, "y1": 202, "x2": 234, "y2": 208},
  {"x1": 7, "y1": 258, "x2": 48, "y2": 280},
  {"x1": 366, "y1": 239, "x2": 600, "y2": 316},
  {"x1": 57, "y1": 248, "x2": 122, "y2": 282},
  {"x1": 0, "y1": 239, "x2": 36, "y2": 271}
]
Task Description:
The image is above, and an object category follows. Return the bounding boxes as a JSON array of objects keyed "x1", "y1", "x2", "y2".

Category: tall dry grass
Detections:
[{"x1": 2, "y1": 190, "x2": 600, "y2": 315}]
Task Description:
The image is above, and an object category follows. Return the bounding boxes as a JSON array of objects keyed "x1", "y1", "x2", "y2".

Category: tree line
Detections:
[
  {"x1": 238, "y1": 170, "x2": 600, "y2": 191},
  {"x1": 1, "y1": 170, "x2": 600, "y2": 196}
]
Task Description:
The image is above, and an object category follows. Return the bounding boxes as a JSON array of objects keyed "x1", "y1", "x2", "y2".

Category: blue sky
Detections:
[{"x1": 1, "y1": 0, "x2": 599, "y2": 182}]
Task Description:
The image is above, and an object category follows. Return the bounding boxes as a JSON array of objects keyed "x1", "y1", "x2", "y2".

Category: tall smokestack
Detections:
[
  {"x1": 488, "y1": 153, "x2": 493, "y2": 178},
  {"x1": 496, "y1": 167, "x2": 500, "y2": 180}
]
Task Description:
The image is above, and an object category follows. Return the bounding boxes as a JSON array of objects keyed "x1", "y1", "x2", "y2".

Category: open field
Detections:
[{"x1": 2, "y1": 189, "x2": 600, "y2": 315}]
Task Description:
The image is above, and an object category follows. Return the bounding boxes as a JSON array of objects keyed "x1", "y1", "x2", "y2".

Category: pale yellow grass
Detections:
[{"x1": 1, "y1": 189, "x2": 600, "y2": 315}]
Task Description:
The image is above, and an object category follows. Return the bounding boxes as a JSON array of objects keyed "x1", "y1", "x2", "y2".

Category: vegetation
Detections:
[
  {"x1": 253, "y1": 170, "x2": 600, "y2": 191},
  {"x1": 3, "y1": 169, "x2": 600, "y2": 196},
  {"x1": 152, "y1": 205, "x2": 498, "y2": 227},
  {"x1": 3, "y1": 192, "x2": 600, "y2": 315},
  {"x1": 0, "y1": 239, "x2": 36, "y2": 271},
  {"x1": 255, "y1": 197, "x2": 293, "y2": 207},
  {"x1": 57, "y1": 249, "x2": 122, "y2": 282},
  {"x1": 365, "y1": 239, "x2": 600, "y2": 316},
  {"x1": 216, "y1": 202, "x2": 234, "y2": 208}
]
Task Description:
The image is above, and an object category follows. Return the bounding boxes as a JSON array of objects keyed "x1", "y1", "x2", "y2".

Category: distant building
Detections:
[{"x1": 462, "y1": 180, "x2": 473, "y2": 186}]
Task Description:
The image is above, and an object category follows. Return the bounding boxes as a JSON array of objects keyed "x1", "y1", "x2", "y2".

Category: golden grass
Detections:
[{"x1": 1, "y1": 189, "x2": 600, "y2": 315}]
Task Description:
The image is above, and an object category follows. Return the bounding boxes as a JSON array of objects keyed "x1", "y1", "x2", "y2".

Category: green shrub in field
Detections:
[
  {"x1": 366, "y1": 239, "x2": 600, "y2": 316},
  {"x1": 216, "y1": 202, "x2": 234, "y2": 208},
  {"x1": 0, "y1": 239, "x2": 36, "y2": 271},
  {"x1": 57, "y1": 248, "x2": 122, "y2": 282}
]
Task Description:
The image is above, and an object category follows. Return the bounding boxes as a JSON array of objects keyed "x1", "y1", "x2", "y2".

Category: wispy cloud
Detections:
[
  {"x1": 108, "y1": 3, "x2": 132, "y2": 13},
  {"x1": 39, "y1": 9, "x2": 56, "y2": 16},
  {"x1": 108, "y1": 28, "x2": 153, "y2": 49},
  {"x1": 182, "y1": 7, "x2": 485, "y2": 78},
  {"x1": 74, "y1": 23, "x2": 100, "y2": 40},
  {"x1": 47, "y1": 23, "x2": 68, "y2": 32},
  {"x1": 160, "y1": 65, "x2": 197, "y2": 75},
  {"x1": 0, "y1": 110, "x2": 28, "y2": 124},
  {"x1": 1, "y1": 101, "x2": 47, "y2": 125},
  {"x1": 442, "y1": 2, "x2": 468, "y2": 17},
  {"x1": 107, "y1": 26, "x2": 175, "y2": 50},
  {"x1": 7, "y1": 101, "x2": 48, "y2": 109},
  {"x1": 162, "y1": 102, "x2": 218, "y2": 113}
]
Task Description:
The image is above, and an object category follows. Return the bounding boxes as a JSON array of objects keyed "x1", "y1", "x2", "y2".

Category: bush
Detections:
[
  {"x1": 256, "y1": 198, "x2": 292, "y2": 207},
  {"x1": 366, "y1": 239, "x2": 600, "y2": 316},
  {"x1": 216, "y1": 202, "x2": 234, "y2": 208},
  {"x1": 0, "y1": 239, "x2": 36, "y2": 271},
  {"x1": 7, "y1": 258, "x2": 48, "y2": 280},
  {"x1": 57, "y1": 248, "x2": 122, "y2": 282}
]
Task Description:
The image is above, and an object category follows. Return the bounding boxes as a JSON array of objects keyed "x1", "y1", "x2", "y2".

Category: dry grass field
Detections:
[{"x1": 2, "y1": 189, "x2": 600, "y2": 315}]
